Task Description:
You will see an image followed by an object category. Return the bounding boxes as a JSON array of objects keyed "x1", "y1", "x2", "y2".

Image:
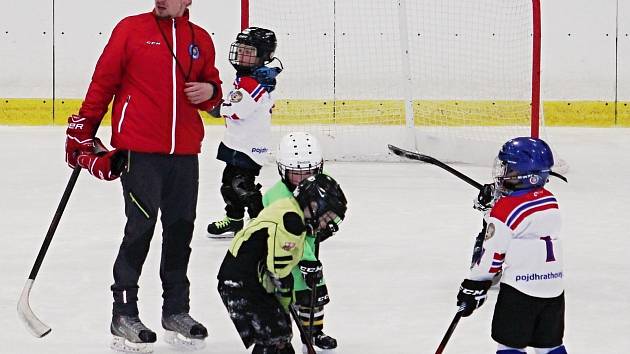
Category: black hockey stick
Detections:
[
  {"x1": 18, "y1": 167, "x2": 82, "y2": 338},
  {"x1": 308, "y1": 234, "x2": 321, "y2": 344},
  {"x1": 388, "y1": 144, "x2": 567, "y2": 186},
  {"x1": 387, "y1": 144, "x2": 484, "y2": 190},
  {"x1": 289, "y1": 305, "x2": 316, "y2": 354},
  {"x1": 435, "y1": 306, "x2": 465, "y2": 354}
]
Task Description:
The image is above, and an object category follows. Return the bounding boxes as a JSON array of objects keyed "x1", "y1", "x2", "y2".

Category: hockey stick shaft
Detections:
[
  {"x1": 435, "y1": 308, "x2": 464, "y2": 354},
  {"x1": 289, "y1": 305, "x2": 316, "y2": 354},
  {"x1": 308, "y1": 234, "x2": 321, "y2": 342},
  {"x1": 18, "y1": 167, "x2": 81, "y2": 338},
  {"x1": 387, "y1": 145, "x2": 483, "y2": 190},
  {"x1": 29, "y1": 167, "x2": 81, "y2": 279}
]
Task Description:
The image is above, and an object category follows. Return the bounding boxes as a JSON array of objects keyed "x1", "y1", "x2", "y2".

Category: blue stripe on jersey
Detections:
[
  {"x1": 250, "y1": 84, "x2": 263, "y2": 98},
  {"x1": 506, "y1": 196, "x2": 557, "y2": 226}
]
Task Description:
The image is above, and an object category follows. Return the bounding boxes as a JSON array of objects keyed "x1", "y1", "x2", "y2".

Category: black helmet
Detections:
[
  {"x1": 229, "y1": 27, "x2": 277, "y2": 73},
  {"x1": 294, "y1": 174, "x2": 347, "y2": 231}
]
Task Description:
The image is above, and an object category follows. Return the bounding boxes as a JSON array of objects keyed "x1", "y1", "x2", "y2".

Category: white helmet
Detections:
[{"x1": 277, "y1": 132, "x2": 324, "y2": 188}]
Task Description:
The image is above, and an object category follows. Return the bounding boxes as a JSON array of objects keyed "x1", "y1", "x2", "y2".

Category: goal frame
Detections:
[{"x1": 241, "y1": 0, "x2": 543, "y2": 148}]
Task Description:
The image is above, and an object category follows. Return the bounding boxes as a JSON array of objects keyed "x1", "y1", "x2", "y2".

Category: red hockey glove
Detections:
[
  {"x1": 77, "y1": 149, "x2": 127, "y2": 181},
  {"x1": 65, "y1": 115, "x2": 97, "y2": 168}
]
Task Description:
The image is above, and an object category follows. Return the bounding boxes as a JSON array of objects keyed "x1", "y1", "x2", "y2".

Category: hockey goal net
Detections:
[{"x1": 244, "y1": 0, "x2": 554, "y2": 166}]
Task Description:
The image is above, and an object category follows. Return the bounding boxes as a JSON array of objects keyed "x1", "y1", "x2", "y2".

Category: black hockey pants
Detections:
[
  {"x1": 112, "y1": 152, "x2": 198, "y2": 317},
  {"x1": 217, "y1": 278, "x2": 293, "y2": 349}
]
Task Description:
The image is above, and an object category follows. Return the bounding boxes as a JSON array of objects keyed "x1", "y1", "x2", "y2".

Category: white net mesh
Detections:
[{"x1": 249, "y1": 0, "x2": 544, "y2": 164}]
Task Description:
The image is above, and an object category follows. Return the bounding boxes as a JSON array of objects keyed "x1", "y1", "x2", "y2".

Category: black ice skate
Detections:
[
  {"x1": 161, "y1": 313, "x2": 208, "y2": 350},
  {"x1": 110, "y1": 315, "x2": 156, "y2": 353},
  {"x1": 207, "y1": 216, "x2": 243, "y2": 239},
  {"x1": 302, "y1": 330, "x2": 338, "y2": 352}
]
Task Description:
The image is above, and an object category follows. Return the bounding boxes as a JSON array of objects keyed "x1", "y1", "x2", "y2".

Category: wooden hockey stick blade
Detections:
[
  {"x1": 17, "y1": 279, "x2": 51, "y2": 338},
  {"x1": 387, "y1": 144, "x2": 484, "y2": 190}
]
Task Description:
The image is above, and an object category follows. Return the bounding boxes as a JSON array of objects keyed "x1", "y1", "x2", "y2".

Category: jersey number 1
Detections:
[{"x1": 540, "y1": 236, "x2": 556, "y2": 262}]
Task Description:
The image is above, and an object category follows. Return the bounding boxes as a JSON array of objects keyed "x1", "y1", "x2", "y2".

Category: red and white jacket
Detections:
[{"x1": 79, "y1": 10, "x2": 222, "y2": 155}]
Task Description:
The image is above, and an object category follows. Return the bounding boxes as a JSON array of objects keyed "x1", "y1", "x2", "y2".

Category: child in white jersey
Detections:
[
  {"x1": 456, "y1": 137, "x2": 568, "y2": 354},
  {"x1": 207, "y1": 27, "x2": 282, "y2": 238}
]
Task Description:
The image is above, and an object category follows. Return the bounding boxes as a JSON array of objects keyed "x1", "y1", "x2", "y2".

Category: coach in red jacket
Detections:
[{"x1": 64, "y1": 0, "x2": 222, "y2": 345}]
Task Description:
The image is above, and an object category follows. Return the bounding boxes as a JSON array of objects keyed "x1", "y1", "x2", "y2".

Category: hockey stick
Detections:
[
  {"x1": 434, "y1": 305, "x2": 466, "y2": 354},
  {"x1": 289, "y1": 305, "x2": 316, "y2": 354},
  {"x1": 387, "y1": 144, "x2": 484, "y2": 190},
  {"x1": 308, "y1": 234, "x2": 321, "y2": 345},
  {"x1": 18, "y1": 167, "x2": 82, "y2": 338},
  {"x1": 388, "y1": 144, "x2": 567, "y2": 187}
]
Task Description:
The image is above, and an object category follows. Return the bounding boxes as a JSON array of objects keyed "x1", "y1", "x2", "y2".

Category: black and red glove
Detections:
[
  {"x1": 77, "y1": 150, "x2": 127, "y2": 181},
  {"x1": 65, "y1": 115, "x2": 97, "y2": 168}
]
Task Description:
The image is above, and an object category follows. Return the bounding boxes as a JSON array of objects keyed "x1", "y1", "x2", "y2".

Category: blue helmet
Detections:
[{"x1": 493, "y1": 137, "x2": 554, "y2": 192}]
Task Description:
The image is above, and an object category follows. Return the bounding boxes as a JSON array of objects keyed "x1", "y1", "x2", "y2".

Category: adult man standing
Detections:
[{"x1": 65, "y1": 0, "x2": 222, "y2": 352}]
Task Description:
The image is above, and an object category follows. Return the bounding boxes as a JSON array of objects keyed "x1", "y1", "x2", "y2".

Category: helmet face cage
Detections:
[
  {"x1": 229, "y1": 27, "x2": 277, "y2": 73},
  {"x1": 493, "y1": 137, "x2": 554, "y2": 193},
  {"x1": 276, "y1": 132, "x2": 324, "y2": 189},
  {"x1": 294, "y1": 175, "x2": 347, "y2": 232},
  {"x1": 277, "y1": 163, "x2": 324, "y2": 190},
  {"x1": 228, "y1": 43, "x2": 260, "y2": 69}
]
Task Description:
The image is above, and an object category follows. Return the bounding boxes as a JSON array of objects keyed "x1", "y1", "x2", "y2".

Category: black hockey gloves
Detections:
[
  {"x1": 473, "y1": 183, "x2": 496, "y2": 212},
  {"x1": 298, "y1": 260, "x2": 323, "y2": 288},
  {"x1": 457, "y1": 279, "x2": 492, "y2": 317}
]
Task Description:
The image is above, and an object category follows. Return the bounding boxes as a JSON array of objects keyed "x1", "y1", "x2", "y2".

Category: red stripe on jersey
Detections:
[
  {"x1": 236, "y1": 76, "x2": 261, "y2": 94},
  {"x1": 489, "y1": 266, "x2": 502, "y2": 274},
  {"x1": 509, "y1": 203, "x2": 559, "y2": 230},
  {"x1": 493, "y1": 252, "x2": 505, "y2": 261},
  {"x1": 254, "y1": 89, "x2": 266, "y2": 102},
  {"x1": 490, "y1": 188, "x2": 553, "y2": 223}
]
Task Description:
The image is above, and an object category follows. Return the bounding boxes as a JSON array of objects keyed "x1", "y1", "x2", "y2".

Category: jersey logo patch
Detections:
[
  {"x1": 188, "y1": 44, "x2": 200, "y2": 60},
  {"x1": 229, "y1": 91, "x2": 243, "y2": 103},
  {"x1": 484, "y1": 223, "x2": 495, "y2": 240},
  {"x1": 282, "y1": 242, "x2": 296, "y2": 251}
]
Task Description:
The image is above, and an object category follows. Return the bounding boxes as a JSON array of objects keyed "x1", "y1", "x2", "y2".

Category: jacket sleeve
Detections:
[
  {"x1": 78, "y1": 18, "x2": 129, "y2": 125},
  {"x1": 469, "y1": 216, "x2": 511, "y2": 282},
  {"x1": 219, "y1": 77, "x2": 264, "y2": 120},
  {"x1": 195, "y1": 30, "x2": 223, "y2": 111}
]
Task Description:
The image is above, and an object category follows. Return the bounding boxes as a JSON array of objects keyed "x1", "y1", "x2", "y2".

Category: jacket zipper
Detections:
[
  {"x1": 117, "y1": 95, "x2": 131, "y2": 133},
  {"x1": 170, "y1": 19, "x2": 177, "y2": 154}
]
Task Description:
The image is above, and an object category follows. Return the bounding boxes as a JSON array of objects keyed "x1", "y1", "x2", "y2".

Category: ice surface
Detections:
[{"x1": 1, "y1": 126, "x2": 628, "y2": 353}]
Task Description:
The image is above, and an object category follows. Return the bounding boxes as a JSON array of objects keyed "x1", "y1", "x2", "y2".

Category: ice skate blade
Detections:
[
  {"x1": 302, "y1": 344, "x2": 336, "y2": 354},
  {"x1": 164, "y1": 330, "x2": 206, "y2": 351},
  {"x1": 110, "y1": 335, "x2": 154, "y2": 353},
  {"x1": 206, "y1": 232, "x2": 235, "y2": 240}
]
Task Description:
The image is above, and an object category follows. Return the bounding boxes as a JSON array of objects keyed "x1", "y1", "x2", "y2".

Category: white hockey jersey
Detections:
[
  {"x1": 470, "y1": 188, "x2": 564, "y2": 298},
  {"x1": 219, "y1": 76, "x2": 273, "y2": 166}
]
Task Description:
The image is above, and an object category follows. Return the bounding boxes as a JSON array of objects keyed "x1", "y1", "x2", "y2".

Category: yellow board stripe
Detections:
[{"x1": 2, "y1": 98, "x2": 628, "y2": 127}]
